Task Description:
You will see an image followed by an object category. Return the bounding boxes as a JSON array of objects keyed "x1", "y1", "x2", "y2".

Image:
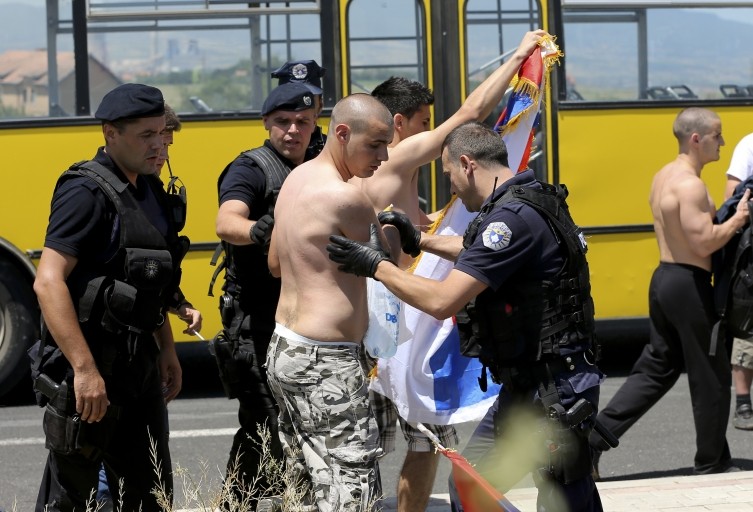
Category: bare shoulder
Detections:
[{"x1": 653, "y1": 163, "x2": 705, "y2": 199}]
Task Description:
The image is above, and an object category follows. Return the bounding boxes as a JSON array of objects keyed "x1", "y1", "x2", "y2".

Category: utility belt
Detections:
[
  {"x1": 488, "y1": 350, "x2": 618, "y2": 485},
  {"x1": 34, "y1": 373, "x2": 121, "y2": 460},
  {"x1": 488, "y1": 350, "x2": 595, "y2": 393}
]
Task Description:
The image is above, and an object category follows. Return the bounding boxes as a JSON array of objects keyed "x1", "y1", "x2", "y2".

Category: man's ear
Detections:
[
  {"x1": 102, "y1": 123, "x2": 116, "y2": 143},
  {"x1": 460, "y1": 154, "x2": 474, "y2": 175},
  {"x1": 393, "y1": 113, "x2": 405, "y2": 132},
  {"x1": 334, "y1": 123, "x2": 350, "y2": 142}
]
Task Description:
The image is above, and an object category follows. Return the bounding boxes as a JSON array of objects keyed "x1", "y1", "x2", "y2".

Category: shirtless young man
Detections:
[
  {"x1": 266, "y1": 94, "x2": 395, "y2": 511},
  {"x1": 355, "y1": 30, "x2": 548, "y2": 242},
  {"x1": 354, "y1": 30, "x2": 549, "y2": 511},
  {"x1": 590, "y1": 107, "x2": 750, "y2": 476}
]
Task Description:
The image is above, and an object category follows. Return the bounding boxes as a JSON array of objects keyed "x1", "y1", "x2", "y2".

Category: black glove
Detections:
[
  {"x1": 250, "y1": 214, "x2": 274, "y2": 247},
  {"x1": 327, "y1": 224, "x2": 392, "y2": 278},
  {"x1": 377, "y1": 210, "x2": 421, "y2": 257}
]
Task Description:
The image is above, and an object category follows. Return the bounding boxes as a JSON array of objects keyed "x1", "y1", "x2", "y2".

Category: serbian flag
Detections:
[
  {"x1": 495, "y1": 35, "x2": 562, "y2": 172},
  {"x1": 370, "y1": 196, "x2": 500, "y2": 424}
]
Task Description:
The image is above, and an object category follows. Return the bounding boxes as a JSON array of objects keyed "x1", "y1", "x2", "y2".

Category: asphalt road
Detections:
[{"x1": 2, "y1": 339, "x2": 752, "y2": 511}]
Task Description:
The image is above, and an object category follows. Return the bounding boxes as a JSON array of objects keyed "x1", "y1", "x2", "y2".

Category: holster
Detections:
[
  {"x1": 211, "y1": 293, "x2": 256, "y2": 399},
  {"x1": 211, "y1": 330, "x2": 246, "y2": 399},
  {"x1": 538, "y1": 399, "x2": 595, "y2": 485},
  {"x1": 35, "y1": 374, "x2": 119, "y2": 460}
]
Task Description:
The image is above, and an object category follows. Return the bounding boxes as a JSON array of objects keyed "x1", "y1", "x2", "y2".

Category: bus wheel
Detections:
[{"x1": 0, "y1": 259, "x2": 38, "y2": 399}]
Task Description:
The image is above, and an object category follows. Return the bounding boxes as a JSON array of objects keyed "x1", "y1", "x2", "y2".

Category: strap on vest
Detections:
[{"x1": 208, "y1": 243, "x2": 226, "y2": 297}]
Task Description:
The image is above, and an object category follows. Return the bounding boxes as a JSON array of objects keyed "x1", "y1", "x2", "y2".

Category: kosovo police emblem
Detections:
[
  {"x1": 144, "y1": 258, "x2": 161, "y2": 280},
  {"x1": 292, "y1": 63, "x2": 309, "y2": 80},
  {"x1": 482, "y1": 222, "x2": 512, "y2": 251}
]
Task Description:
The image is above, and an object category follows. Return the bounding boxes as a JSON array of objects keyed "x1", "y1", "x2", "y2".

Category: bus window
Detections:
[
  {"x1": 560, "y1": 4, "x2": 753, "y2": 102},
  {"x1": 346, "y1": 0, "x2": 427, "y2": 94},
  {"x1": 0, "y1": 1, "x2": 322, "y2": 120},
  {"x1": 0, "y1": 0, "x2": 75, "y2": 119}
]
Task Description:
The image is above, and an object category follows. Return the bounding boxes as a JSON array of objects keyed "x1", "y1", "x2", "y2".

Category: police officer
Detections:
[
  {"x1": 213, "y1": 81, "x2": 318, "y2": 506},
  {"x1": 271, "y1": 59, "x2": 327, "y2": 159},
  {"x1": 326, "y1": 121, "x2": 605, "y2": 511},
  {"x1": 32, "y1": 83, "x2": 194, "y2": 511}
]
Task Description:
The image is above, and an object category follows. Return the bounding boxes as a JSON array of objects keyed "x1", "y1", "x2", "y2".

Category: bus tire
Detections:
[{"x1": 0, "y1": 259, "x2": 38, "y2": 399}]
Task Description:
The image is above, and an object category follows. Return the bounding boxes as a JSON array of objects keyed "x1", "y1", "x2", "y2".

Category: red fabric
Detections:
[
  {"x1": 446, "y1": 449, "x2": 521, "y2": 512},
  {"x1": 518, "y1": 45, "x2": 544, "y2": 86}
]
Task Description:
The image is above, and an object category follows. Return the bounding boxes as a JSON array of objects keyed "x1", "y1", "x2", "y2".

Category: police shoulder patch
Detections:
[{"x1": 482, "y1": 222, "x2": 512, "y2": 251}]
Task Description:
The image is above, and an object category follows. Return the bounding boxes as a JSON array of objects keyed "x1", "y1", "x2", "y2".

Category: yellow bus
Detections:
[{"x1": 1, "y1": 0, "x2": 752, "y2": 394}]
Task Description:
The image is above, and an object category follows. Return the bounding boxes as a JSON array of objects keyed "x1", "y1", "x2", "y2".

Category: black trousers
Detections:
[
  {"x1": 593, "y1": 263, "x2": 732, "y2": 473},
  {"x1": 36, "y1": 353, "x2": 172, "y2": 512},
  {"x1": 224, "y1": 329, "x2": 283, "y2": 503}
]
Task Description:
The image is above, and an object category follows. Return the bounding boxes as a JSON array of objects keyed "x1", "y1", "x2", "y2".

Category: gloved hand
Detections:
[
  {"x1": 250, "y1": 214, "x2": 274, "y2": 247},
  {"x1": 327, "y1": 224, "x2": 392, "y2": 278},
  {"x1": 377, "y1": 210, "x2": 421, "y2": 257}
]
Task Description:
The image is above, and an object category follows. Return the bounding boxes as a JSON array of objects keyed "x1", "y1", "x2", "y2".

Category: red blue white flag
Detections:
[{"x1": 495, "y1": 35, "x2": 562, "y2": 172}]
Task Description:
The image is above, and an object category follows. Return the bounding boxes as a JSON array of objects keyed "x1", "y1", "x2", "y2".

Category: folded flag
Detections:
[{"x1": 495, "y1": 35, "x2": 562, "y2": 172}]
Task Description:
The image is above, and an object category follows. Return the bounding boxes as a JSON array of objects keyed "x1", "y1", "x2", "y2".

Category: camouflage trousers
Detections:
[{"x1": 266, "y1": 325, "x2": 383, "y2": 512}]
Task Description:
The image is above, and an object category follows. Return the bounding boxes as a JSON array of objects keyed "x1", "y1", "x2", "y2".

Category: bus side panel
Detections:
[{"x1": 1, "y1": 118, "x2": 286, "y2": 344}]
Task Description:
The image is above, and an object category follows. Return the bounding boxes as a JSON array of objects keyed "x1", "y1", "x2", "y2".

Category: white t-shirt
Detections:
[{"x1": 727, "y1": 132, "x2": 753, "y2": 181}]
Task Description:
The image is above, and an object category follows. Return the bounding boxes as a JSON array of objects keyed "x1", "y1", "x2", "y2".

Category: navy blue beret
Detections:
[
  {"x1": 94, "y1": 83, "x2": 165, "y2": 122},
  {"x1": 271, "y1": 60, "x2": 325, "y2": 95},
  {"x1": 261, "y1": 82, "x2": 316, "y2": 116}
]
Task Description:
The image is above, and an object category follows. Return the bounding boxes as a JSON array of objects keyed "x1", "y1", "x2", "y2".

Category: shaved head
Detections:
[
  {"x1": 673, "y1": 108, "x2": 720, "y2": 144},
  {"x1": 330, "y1": 93, "x2": 393, "y2": 134}
]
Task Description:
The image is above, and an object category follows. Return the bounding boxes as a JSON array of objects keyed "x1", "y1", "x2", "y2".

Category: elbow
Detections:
[
  {"x1": 429, "y1": 301, "x2": 458, "y2": 321},
  {"x1": 215, "y1": 218, "x2": 231, "y2": 242},
  {"x1": 33, "y1": 274, "x2": 51, "y2": 299}
]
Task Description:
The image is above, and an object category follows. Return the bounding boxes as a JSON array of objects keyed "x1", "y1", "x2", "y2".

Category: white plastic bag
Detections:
[{"x1": 363, "y1": 278, "x2": 400, "y2": 358}]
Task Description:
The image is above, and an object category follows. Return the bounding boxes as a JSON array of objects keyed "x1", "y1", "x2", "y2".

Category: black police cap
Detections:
[
  {"x1": 261, "y1": 82, "x2": 316, "y2": 116},
  {"x1": 271, "y1": 60, "x2": 325, "y2": 95},
  {"x1": 94, "y1": 83, "x2": 165, "y2": 122}
]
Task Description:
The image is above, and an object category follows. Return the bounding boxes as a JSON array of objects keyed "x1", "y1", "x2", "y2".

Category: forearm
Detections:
[
  {"x1": 155, "y1": 318, "x2": 177, "y2": 352},
  {"x1": 419, "y1": 233, "x2": 465, "y2": 262},
  {"x1": 704, "y1": 217, "x2": 748, "y2": 255},
  {"x1": 457, "y1": 51, "x2": 528, "y2": 122},
  {"x1": 374, "y1": 262, "x2": 453, "y2": 319},
  {"x1": 216, "y1": 212, "x2": 255, "y2": 246}
]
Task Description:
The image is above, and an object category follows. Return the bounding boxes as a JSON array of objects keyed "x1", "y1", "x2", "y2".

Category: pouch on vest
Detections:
[
  {"x1": 165, "y1": 175, "x2": 187, "y2": 232},
  {"x1": 101, "y1": 280, "x2": 163, "y2": 334},
  {"x1": 125, "y1": 248, "x2": 173, "y2": 290}
]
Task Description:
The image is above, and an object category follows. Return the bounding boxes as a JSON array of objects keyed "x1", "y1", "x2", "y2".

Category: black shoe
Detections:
[
  {"x1": 693, "y1": 462, "x2": 742, "y2": 475},
  {"x1": 733, "y1": 403, "x2": 753, "y2": 430}
]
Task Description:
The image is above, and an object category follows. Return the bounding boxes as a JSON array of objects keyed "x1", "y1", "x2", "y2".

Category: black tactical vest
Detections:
[
  {"x1": 60, "y1": 161, "x2": 189, "y2": 347},
  {"x1": 461, "y1": 182, "x2": 595, "y2": 370},
  {"x1": 210, "y1": 145, "x2": 293, "y2": 299}
]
